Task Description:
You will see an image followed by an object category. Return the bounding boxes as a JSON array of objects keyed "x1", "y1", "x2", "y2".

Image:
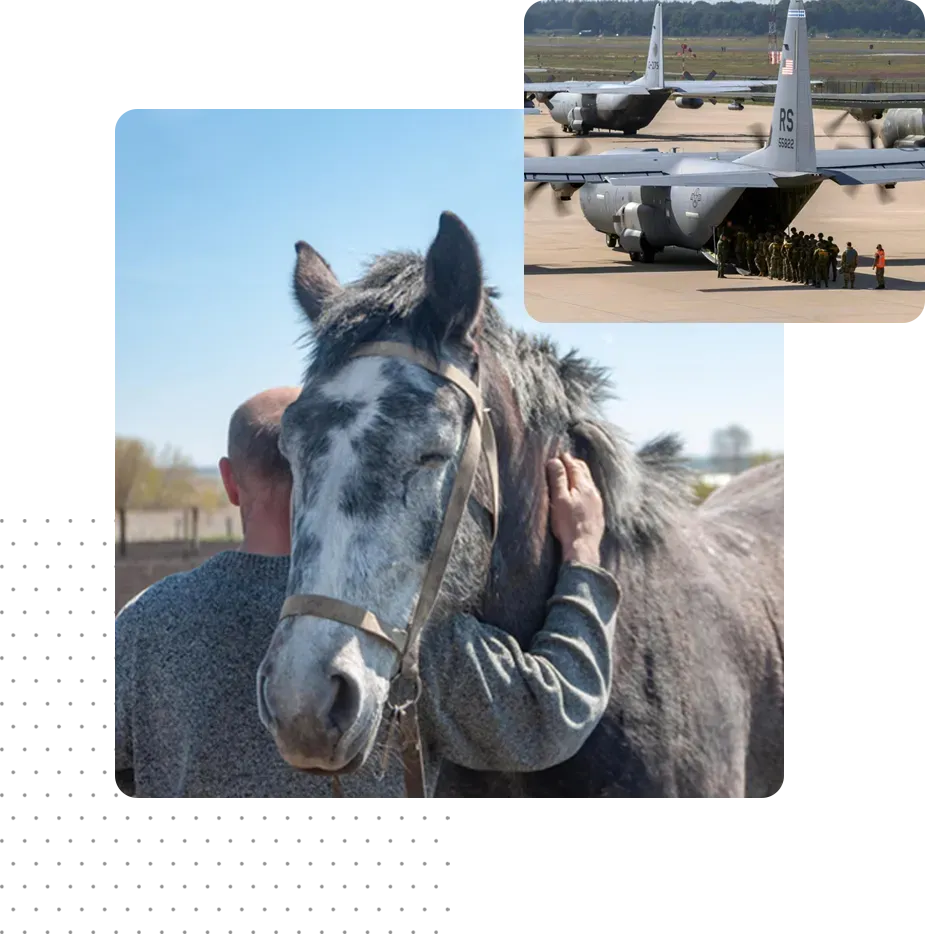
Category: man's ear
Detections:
[{"x1": 219, "y1": 457, "x2": 240, "y2": 507}]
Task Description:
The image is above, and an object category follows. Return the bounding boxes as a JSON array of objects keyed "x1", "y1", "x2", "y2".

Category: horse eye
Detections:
[{"x1": 418, "y1": 453, "x2": 449, "y2": 468}]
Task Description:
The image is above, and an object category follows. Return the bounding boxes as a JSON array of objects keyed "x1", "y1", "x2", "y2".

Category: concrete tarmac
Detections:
[{"x1": 524, "y1": 106, "x2": 925, "y2": 323}]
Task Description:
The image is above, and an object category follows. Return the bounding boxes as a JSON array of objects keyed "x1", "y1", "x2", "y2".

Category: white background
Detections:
[
  {"x1": 0, "y1": 0, "x2": 925, "y2": 920},
  {"x1": 0, "y1": 0, "x2": 526, "y2": 519}
]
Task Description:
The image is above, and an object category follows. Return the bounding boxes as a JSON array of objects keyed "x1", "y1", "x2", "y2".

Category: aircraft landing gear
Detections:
[
  {"x1": 606, "y1": 234, "x2": 617, "y2": 249},
  {"x1": 623, "y1": 128, "x2": 638, "y2": 136},
  {"x1": 629, "y1": 241, "x2": 656, "y2": 263}
]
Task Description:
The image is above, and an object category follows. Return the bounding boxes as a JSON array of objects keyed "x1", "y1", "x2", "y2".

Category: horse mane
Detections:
[{"x1": 300, "y1": 248, "x2": 692, "y2": 555}]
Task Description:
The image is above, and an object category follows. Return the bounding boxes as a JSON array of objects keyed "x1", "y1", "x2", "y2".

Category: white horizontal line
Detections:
[
  {"x1": 0, "y1": 509, "x2": 95, "y2": 522},
  {"x1": 456, "y1": 814, "x2": 920, "y2": 824},
  {"x1": 456, "y1": 860, "x2": 919, "y2": 873},
  {"x1": 456, "y1": 905, "x2": 920, "y2": 915}
]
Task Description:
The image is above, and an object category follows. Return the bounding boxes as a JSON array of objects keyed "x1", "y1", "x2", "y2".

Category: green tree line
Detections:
[
  {"x1": 525, "y1": 1, "x2": 925, "y2": 38},
  {"x1": 115, "y1": 437, "x2": 229, "y2": 556},
  {"x1": 115, "y1": 437, "x2": 226, "y2": 513}
]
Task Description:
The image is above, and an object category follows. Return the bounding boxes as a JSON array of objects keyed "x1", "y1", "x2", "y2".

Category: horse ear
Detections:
[
  {"x1": 424, "y1": 212, "x2": 483, "y2": 341},
  {"x1": 293, "y1": 241, "x2": 342, "y2": 323}
]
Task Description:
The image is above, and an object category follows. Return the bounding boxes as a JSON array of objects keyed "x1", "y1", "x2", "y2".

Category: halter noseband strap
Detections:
[{"x1": 278, "y1": 340, "x2": 500, "y2": 798}]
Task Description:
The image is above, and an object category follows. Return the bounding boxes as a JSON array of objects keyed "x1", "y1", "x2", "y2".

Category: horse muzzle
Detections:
[{"x1": 257, "y1": 647, "x2": 378, "y2": 772}]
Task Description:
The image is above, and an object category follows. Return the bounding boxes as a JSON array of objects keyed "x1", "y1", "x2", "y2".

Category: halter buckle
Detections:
[{"x1": 387, "y1": 670, "x2": 422, "y2": 714}]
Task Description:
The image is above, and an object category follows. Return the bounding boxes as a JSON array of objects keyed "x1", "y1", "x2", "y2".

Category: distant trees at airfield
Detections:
[{"x1": 525, "y1": 1, "x2": 925, "y2": 39}]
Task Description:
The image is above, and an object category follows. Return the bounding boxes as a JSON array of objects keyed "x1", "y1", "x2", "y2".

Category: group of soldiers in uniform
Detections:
[{"x1": 715, "y1": 222, "x2": 861, "y2": 288}]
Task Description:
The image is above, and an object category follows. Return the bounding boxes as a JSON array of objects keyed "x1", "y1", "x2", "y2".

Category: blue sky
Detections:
[{"x1": 116, "y1": 109, "x2": 782, "y2": 466}]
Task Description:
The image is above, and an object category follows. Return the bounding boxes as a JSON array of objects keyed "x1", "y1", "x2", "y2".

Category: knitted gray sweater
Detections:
[{"x1": 115, "y1": 550, "x2": 619, "y2": 797}]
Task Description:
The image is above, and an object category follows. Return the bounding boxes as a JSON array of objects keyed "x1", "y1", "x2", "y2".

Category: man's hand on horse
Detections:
[{"x1": 546, "y1": 452, "x2": 605, "y2": 567}]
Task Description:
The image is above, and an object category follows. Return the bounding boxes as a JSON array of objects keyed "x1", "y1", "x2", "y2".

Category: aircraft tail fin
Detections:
[
  {"x1": 705, "y1": 69, "x2": 717, "y2": 81},
  {"x1": 738, "y1": 0, "x2": 816, "y2": 173},
  {"x1": 644, "y1": 2, "x2": 665, "y2": 90}
]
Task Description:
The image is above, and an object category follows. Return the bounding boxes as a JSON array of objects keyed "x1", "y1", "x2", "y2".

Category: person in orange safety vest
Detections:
[{"x1": 872, "y1": 245, "x2": 886, "y2": 290}]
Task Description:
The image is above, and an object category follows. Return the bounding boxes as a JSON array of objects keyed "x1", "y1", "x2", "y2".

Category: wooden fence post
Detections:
[
  {"x1": 118, "y1": 508, "x2": 127, "y2": 558},
  {"x1": 191, "y1": 506, "x2": 200, "y2": 555}
]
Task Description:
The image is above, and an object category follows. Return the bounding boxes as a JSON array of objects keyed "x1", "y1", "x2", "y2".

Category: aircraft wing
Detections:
[
  {"x1": 526, "y1": 143, "x2": 925, "y2": 189},
  {"x1": 524, "y1": 81, "x2": 653, "y2": 97},
  {"x1": 524, "y1": 152, "x2": 780, "y2": 188},
  {"x1": 664, "y1": 79, "x2": 778, "y2": 95},
  {"x1": 815, "y1": 147, "x2": 925, "y2": 185},
  {"x1": 748, "y1": 91, "x2": 925, "y2": 109}
]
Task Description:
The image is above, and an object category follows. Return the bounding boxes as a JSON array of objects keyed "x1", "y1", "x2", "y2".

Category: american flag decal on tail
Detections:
[
  {"x1": 788, "y1": 8, "x2": 806, "y2": 16},
  {"x1": 781, "y1": 59, "x2": 794, "y2": 75}
]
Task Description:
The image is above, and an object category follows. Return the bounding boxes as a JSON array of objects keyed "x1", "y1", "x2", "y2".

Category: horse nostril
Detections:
[
  {"x1": 328, "y1": 673, "x2": 362, "y2": 736},
  {"x1": 259, "y1": 674, "x2": 276, "y2": 730}
]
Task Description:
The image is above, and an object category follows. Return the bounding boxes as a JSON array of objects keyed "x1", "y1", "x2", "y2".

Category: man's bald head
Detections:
[{"x1": 226, "y1": 387, "x2": 301, "y2": 489}]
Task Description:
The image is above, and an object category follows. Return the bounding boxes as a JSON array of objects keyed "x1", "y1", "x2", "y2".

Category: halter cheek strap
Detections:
[{"x1": 278, "y1": 340, "x2": 500, "y2": 798}]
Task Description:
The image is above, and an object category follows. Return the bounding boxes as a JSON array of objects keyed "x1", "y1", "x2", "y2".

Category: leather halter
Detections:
[{"x1": 278, "y1": 340, "x2": 500, "y2": 798}]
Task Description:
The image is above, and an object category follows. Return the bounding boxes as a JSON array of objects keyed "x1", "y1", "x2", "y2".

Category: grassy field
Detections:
[{"x1": 525, "y1": 35, "x2": 925, "y2": 82}]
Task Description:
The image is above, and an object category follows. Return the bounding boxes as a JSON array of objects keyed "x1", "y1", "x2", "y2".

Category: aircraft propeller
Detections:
[
  {"x1": 833, "y1": 119, "x2": 878, "y2": 151},
  {"x1": 524, "y1": 132, "x2": 591, "y2": 215},
  {"x1": 824, "y1": 110, "x2": 852, "y2": 137},
  {"x1": 747, "y1": 122, "x2": 768, "y2": 150},
  {"x1": 826, "y1": 113, "x2": 894, "y2": 202}
]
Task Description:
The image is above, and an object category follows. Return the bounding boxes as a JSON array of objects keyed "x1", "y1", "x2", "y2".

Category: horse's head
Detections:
[{"x1": 257, "y1": 212, "x2": 498, "y2": 774}]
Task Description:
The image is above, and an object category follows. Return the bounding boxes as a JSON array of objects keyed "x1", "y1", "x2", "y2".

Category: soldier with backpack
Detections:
[{"x1": 840, "y1": 242, "x2": 859, "y2": 289}]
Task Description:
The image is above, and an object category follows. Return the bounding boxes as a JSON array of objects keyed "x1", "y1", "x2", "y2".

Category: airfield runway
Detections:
[{"x1": 524, "y1": 106, "x2": 925, "y2": 323}]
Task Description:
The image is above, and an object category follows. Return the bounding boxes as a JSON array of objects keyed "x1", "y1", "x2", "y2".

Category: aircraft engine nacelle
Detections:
[
  {"x1": 550, "y1": 182, "x2": 582, "y2": 202},
  {"x1": 675, "y1": 97, "x2": 704, "y2": 109},
  {"x1": 880, "y1": 108, "x2": 925, "y2": 149}
]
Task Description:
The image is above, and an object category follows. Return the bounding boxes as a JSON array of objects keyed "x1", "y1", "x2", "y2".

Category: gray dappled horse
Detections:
[{"x1": 257, "y1": 212, "x2": 783, "y2": 797}]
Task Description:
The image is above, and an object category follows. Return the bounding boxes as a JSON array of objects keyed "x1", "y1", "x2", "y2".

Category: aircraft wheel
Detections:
[
  {"x1": 629, "y1": 251, "x2": 641, "y2": 262},
  {"x1": 624, "y1": 129, "x2": 638, "y2": 137},
  {"x1": 606, "y1": 234, "x2": 617, "y2": 249},
  {"x1": 641, "y1": 240, "x2": 656, "y2": 264}
]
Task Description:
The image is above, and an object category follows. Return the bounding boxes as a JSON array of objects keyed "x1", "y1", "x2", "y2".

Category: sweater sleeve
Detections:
[
  {"x1": 114, "y1": 601, "x2": 138, "y2": 778},
  {"x1": 417, "y1": 562, "x2": 620, "y2": 772}
]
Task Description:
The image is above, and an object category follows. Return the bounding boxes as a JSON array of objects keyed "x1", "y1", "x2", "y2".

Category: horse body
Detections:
[
  {"x1": 434, "y1": 423, "x2": 783, "y2": 799},
  {"x1": 259, "y1": 211, "x2": 784, "y2": 797}
]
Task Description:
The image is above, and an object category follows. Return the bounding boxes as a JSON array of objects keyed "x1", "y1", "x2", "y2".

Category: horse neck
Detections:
[{"x1": 478, "y1": 356, "x2": 562, "y2": 647}]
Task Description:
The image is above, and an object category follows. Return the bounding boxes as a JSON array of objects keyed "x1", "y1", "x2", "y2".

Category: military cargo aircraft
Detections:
[
  {"x1": 523, "y1": 0, "x2": 925, "y2": 267},
  {"x1": 524, "y1": 2, "x2": 779, "y2": 136},
  {"x1": 745, "y1": 90, "x2": 925, "y2": 149},
  {"x1": 825, "y1": 105, "x2": 925, "y2": 150}
]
